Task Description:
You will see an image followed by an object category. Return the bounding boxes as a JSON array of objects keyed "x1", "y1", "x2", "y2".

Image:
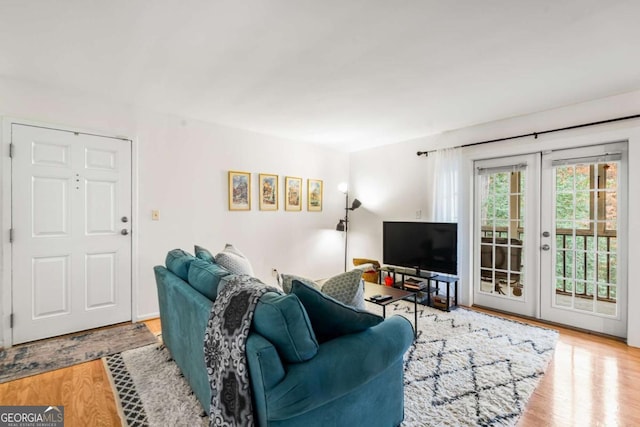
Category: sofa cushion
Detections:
[
  {"x1": 187, "y1": 258, "x2": 231, "y2": 301},
  {"x1": 165, "y1": 249, "x2": 196, "y2": 281},
  {"x1": 320, "y1": 270, "x2": 364, "y2": 308},
  {"x1": 253, "y1": 292, "x2": 319, "y2": 363},
  {"x1": 214, "y1": 244, "x2": 254, "y2": 275},
  {"x1": 291, "y1": 280, "x2": 383, "y2": 343},
  {"x1": 280, "y1": 274, "x2": 320, "y2": 294},
  {"x1": 194, "y1": 245, "x2": 215, "y2": 263}
]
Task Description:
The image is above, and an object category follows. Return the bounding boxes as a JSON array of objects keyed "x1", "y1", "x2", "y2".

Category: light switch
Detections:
[{"x1": 152, "y1": 210, "x2": 160, "y2": 221}]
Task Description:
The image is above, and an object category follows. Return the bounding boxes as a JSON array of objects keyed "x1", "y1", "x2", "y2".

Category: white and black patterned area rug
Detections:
[
  {"x1": 374, "y1": 301, "x2": 559, "y2": 427},
  {"x1": 105, "y1": 303, "x2": 557, "y2": 427}
]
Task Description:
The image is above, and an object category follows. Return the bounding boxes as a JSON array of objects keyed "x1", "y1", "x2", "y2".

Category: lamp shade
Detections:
[
  {"x1": 351, "y1": 198, "x2": 362, "y2": 210},
  {"x1": 336, "y1": 219, "x2": 346, "y2": 231}
]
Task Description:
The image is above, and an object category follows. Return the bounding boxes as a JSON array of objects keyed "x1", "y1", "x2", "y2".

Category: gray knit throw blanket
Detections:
[{"x1": 204, "y1": 275, "x2": 280, "y2": 427}]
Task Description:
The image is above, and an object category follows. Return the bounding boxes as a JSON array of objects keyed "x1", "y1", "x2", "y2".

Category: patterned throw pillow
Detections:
[
  {"x1": 214, "y1": 244, "x2": 254, "y2": 276},
  {"x1": 281, "y1": 270, "x2": 365, "y2": 308},
  {"x1": 320, "y1": 269, "x2": 364, "y2": 308},
  {"x1": 279, "y1": 274, "x2": 320, "y2": 294}
]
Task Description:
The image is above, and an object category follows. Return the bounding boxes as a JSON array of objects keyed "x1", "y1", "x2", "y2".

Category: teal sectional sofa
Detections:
[{"x1": 154, "y1": 249, "x2": 414, "y2": 427}]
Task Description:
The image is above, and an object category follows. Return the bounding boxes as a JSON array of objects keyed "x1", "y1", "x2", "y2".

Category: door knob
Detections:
[
  {"x1": 121, "y1": 229, "x2": 129, "y2": 236},
  {"x1": 542, "y1": 231, "x2": 550, "y2": 237},
  {"x1": 121, "y1": 216, "x2": 129, "y2": 223},
  {"x1": 541, "y1": 244, "x2": 550, "y2": 251}
]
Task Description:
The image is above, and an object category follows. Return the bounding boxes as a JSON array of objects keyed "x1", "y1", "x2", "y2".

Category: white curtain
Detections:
[{"x1": 432, "y1": 147, "x2": 462, "y2": 222}]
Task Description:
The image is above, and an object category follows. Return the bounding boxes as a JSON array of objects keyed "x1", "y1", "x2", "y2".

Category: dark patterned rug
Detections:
[
  {"x1": 0, "y1": 322, "x2": 157, "y2": 383},
  {"x1": 106, "y1": 303, "x2": 558, "y2": 427}
]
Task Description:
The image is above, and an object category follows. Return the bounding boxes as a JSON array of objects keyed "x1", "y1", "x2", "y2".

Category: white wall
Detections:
[
  {"x1": 0, "y1": 78, "x2": 348, "y2": 347},
  {"x1": 349, "y1": 90, "x2": 640, "y2": 348},
  {"x1": 2, "y1": 76, "x2": 638, "y2": 348}
]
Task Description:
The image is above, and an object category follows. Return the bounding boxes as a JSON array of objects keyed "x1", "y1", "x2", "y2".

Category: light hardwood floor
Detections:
[{"x1": 0, "y1": 315, "x2": 638, "y2": 426}]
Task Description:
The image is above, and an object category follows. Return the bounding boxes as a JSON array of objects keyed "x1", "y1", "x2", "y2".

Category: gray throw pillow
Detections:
[
  {"x1": 280, "y1": 274, "x2": 320, "y2": 294},
  {"x1": 214, "y1": 244, "x2": 254, "y2": 275},
  {"x1": 320, "y1": 269, "x2": 364, "y2": 308}
]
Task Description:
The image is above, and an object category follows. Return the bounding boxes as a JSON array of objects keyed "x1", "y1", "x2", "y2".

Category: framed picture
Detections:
[
  {"x1": 284, "y1": 176, "x2": 302, "y2": 211},
  {"x1": 259, "y1": 173, "x2": 279, "y2": 211},
  {"x1": 307, "y1": 179, "x2": 323, "y2": 211},
  {"x1": 228, "y1": 171, "x2": 251, "y2": 211}
]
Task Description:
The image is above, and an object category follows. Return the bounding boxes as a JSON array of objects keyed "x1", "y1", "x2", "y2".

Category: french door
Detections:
[
  {"x1": 473, "y1": 153, "x2": 540, "y2": 317},
  {"x1": 540, "y1": 143, "x2": 627, "y2": 337},
  {"x1": 474, "y1": 142, "x2": 627, "y2": 337}
]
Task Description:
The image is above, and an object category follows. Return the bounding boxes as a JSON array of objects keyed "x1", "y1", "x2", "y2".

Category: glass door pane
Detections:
[
  {"x1": 473, "y1": 153, "x2": 539, "y2": 318},
  {"x1": 553, "y1": 161, "x2": 618, "y2": 316},
  {"x1": 540, "y1": 142, "x2": 627, "y2": 338},
  {"x1": 478, "y1": 171, "x2": 525, "y2": 299}
]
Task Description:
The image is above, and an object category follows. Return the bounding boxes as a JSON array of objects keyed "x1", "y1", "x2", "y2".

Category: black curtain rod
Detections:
[{"x1": 417, "y1": 113, "x2": 640, "y2": 156}]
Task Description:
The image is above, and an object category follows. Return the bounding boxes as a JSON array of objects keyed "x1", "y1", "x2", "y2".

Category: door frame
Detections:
[{"x1": 0, "y1": 117, "x2": 139, "y2": 348}]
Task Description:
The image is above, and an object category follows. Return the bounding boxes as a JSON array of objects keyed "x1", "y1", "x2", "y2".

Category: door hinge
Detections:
[
  {"x1": 9, "y1": 313, "x2": 14, "y2": 328},
  {"x1": 9, "y1": 143, "x2": 14, "y2": 158},
  {"x1": 9, "y1": 228, "x2": 14, "y2": 243}
]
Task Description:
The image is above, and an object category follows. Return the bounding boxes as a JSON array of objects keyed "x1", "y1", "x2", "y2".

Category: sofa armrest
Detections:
[
  {"x1": 260, "y1": 315, "x2": 413, "y2": 421},
  {"x1": 247, "y1": 333, "x2": 287, "y2": 427},
  {"x1": 154, "y1": 265, "x2": 214, "y2": 413}
]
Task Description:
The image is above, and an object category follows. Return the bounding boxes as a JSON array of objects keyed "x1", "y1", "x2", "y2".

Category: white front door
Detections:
[{"x1": 11, "y1": 124, "x2": 132, "y2": 344}]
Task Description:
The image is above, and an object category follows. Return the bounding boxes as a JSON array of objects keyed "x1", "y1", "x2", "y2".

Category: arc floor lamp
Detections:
[{"x1": 336, "y1": 183, "x2": 361, "y2": 271}]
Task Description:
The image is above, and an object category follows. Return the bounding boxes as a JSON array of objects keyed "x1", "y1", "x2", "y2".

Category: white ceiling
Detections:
[{"x1": 1, "y1": 1, "x2": 639, "y2": 151}]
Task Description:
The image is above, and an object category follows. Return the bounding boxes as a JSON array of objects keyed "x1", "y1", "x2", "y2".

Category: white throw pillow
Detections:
[{"x1": 214, "y1": 244, "x2": 254, "y2": 276}]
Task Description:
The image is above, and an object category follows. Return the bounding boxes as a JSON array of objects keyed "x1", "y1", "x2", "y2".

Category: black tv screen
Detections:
[{"x1": 383, "y1": 221, "x2": 458, "y2": 275}]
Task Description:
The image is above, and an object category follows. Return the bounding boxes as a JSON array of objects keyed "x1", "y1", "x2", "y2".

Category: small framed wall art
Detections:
[
  {"x1": 259, "y1": 173, "x2": 279, "y2": 211},
  {"x1": 228, "y1": 171, "x2": 251, "y2": 211},
  {"x1": 307, "y1": 179, "x2": 323, "y2": 211},
  {"x1": 284, "y1": 176, "x2": 302, "y2": 211}
]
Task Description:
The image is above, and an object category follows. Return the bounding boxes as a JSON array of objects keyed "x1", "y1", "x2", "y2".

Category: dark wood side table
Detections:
[{"x1": 364, "y1": 281, "x2": 417, "y2": 338}]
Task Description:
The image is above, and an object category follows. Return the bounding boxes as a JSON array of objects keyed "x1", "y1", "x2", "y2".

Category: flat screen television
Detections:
[{"x1": 383, "y1": 221, "x2": 458, "y2": 275}]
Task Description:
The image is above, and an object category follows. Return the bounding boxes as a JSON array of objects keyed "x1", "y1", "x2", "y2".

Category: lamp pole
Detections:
[
  {"x1": 343, "y1": 191, "x2": 349, "y2": 272},
  {"x1": 336, "y1": 183, "x2": 361, "y2": 272}
]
